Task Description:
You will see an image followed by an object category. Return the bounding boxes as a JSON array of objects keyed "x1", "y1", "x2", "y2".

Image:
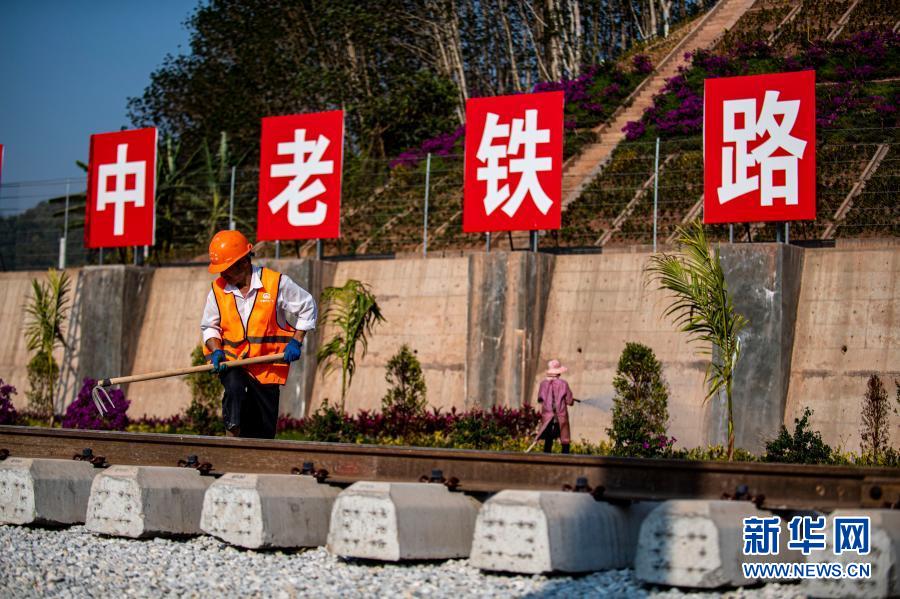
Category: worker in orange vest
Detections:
[{"x1": 201, "y1": 230, "x2": 317, "y2": 438}]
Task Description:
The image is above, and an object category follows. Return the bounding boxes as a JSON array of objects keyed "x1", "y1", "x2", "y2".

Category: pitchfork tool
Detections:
[{"x1": 91, "y1": 353, "x2": 286, "y2": 415}]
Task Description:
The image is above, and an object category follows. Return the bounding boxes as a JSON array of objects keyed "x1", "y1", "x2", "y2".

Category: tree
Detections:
[
  {"x1": 317, "y1": 279, "x2": 385, "y2": 409},
  {"x1": 860, "y1": 374, "x2": 890, "y2": 457},
  {"x1": 607, "y1": 342, "x2": 670, "y2": 456},
  {"x1": 382, "y1": 344, "x2": 427, "y2": 415},
  {"x1": 646, "y1": 221, "x2": 748, "y2": 460},
  {"x1": 24, "y1": 269, "x2": 71, "y2": 424}
]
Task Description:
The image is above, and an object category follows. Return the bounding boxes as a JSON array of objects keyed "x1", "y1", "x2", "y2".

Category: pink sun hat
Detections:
[{"x1": 546, "y1": 359, "x2": 568, "y2": 376}]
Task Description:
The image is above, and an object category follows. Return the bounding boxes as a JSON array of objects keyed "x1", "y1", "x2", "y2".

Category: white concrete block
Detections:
[
  {"x1": 635, "y1": 500, "x2": 780, "y2": 588},
  {"x1": 201, "y1": 473, "x2": 340, "y2": 549},
  {"x1": 86, "y1": 465, "x2": 213, "y2": 538},
  {"x1": 327, "y1": 481, "x2": 479, "y2": 561},
  {"x1": 471, "y1": 491, "x2": 655, "y2": 573},
  {"x1": 803, "y1": 510, "x2": 900, "y2": 599},
  {"x1": 0, "y1": 458, "x2": 98, "y2": 525}
]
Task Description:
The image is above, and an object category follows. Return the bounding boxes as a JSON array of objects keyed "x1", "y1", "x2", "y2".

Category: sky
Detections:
[{"x1": 0, "y1": 0, "x2": 195, "y2": 211}]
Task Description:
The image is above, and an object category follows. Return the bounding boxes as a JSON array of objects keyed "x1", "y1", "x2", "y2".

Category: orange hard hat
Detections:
[{"x1": 208, "y1": 230, "x2": 253, "y2": 274}]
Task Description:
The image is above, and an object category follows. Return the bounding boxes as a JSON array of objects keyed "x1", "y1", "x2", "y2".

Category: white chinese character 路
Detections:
[
  {"x1": 718, "y1": 90, "x2": 807, "y2": 207},
  {"x1": 268, "y1": 128, "x2": 333, "y2": 227},
  {"x1": 476, "y1": 109, "x2": 553, "y2": 217},
  {"x1": 97, "y1": 143, "x2": 146, "y2": 236}
]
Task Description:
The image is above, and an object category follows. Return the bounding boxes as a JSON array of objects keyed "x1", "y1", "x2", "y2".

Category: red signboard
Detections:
[
  {"x1": 704, "y1": 70, "x2": 816, "y2": 224},
  {"x1": 257, "y1": 111, "x2": 344, "y2": 241},
  {"x1": 463, "y1": 92, "x2": 564, "y2": 233},
  {"x1": 85, "y1": 128, "x2": 158, "y2": 248}
]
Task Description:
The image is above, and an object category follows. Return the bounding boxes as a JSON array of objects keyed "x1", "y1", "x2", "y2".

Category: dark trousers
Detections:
[
  {"x1": 542, "y1": 437, "x2": 571, "y2": 454},
  {"x1": 220, "y1": 367, "x2": 280, "y2": 439},
  {"x1": 539, "y1": 418, "x2": 570, "y2": 454}
]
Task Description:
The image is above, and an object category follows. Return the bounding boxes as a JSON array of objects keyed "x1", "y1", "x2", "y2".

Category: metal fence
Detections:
[{"x1": 1, "y1": 128, "x2": 898, "y2": 271}]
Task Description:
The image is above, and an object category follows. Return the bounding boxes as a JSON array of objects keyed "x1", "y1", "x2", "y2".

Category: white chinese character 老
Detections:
[
  {"x1": 97, "y1": 143, "x2": 146, "y2": 236},
  {"x1": 718, "y1": 90, "x2": 807, "y2": 207},
  {"x1": 268, "y1": 128, "x2": 333, "y2": 227},
  {"x1": 476, "y1": 109, "x2": 553, "y2": 217}
]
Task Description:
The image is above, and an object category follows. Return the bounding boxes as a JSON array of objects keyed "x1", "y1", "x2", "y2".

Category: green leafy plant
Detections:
[
  {"x1": 184, "y1": 345, "x2": 224, "y2": 435},
  {"x1": 860, "y1": 373, "x2": 898, "y2": 459},
  {"x1": 764, "y1": 407, "x2": 833, "y2": 465},
  {"x1": 646, "y1": 221, "x2": 748, "y2": 460},
  {"x1": 381, "y1": 345, "x2": 427, "y2": 415},
  {"x1": 24, "y1": 269, "x2": 70, "y2": 424},
  {"x1": 607, "y1": 342, "x2": 672, "y2": 457},
  {"x1": 317, "y1": 279, "x2": 385, "y2": 409}
]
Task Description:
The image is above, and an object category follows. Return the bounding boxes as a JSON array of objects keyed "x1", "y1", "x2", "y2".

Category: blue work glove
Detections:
[
  {"x1": 283, "y1": 338, "x2": 303, "y2": 363},
  {"x1": 210, "y1": 349, "x2": 227, "y2": 373}
]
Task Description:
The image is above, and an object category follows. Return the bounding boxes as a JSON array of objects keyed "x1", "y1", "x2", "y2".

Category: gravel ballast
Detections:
[{"x1": 0, "y1": 524, "x2": 805, "y2": 598}]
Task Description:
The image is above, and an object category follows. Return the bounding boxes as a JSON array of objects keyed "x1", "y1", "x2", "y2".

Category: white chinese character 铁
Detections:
[
  {"x1": 718, "y1": 90, "x2": 807, "y2": 207},
  {"x1": 476, "y1": 109, "x2": 553, "y2": 217},
  {"x1": 268, "y1": 128, "x2": 333, "y2": 227},
  {"x1": 97, "y1": 143, "x2": 146, "y2": 236}
]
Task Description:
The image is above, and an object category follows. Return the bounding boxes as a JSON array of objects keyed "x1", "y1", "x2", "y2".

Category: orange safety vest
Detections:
[{"x1": 204, "y1": 267, "x2": 296, "y2": 385}]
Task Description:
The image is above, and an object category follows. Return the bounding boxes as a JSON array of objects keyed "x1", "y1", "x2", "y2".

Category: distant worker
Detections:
[
  {"x1": 533, "y1": 359, "x2": 575, "y2": 454},
  {"x1": 201, "y1": 230, "x2": 317, "y2": 439}
]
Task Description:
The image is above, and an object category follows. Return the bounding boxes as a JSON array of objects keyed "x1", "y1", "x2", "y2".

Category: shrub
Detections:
[
  {"x1": 184, "y1": 345, "x2": 224, "y2": 435},
  {"x1": 381, "y1": 345, "x2": 427, "y2": 415},
  {"x1": 63, "y1": 378, "x2": 130, "y2": 431},
  {"x1": 301, "y1": 400, "x2": 360, "y2": 443},
  {"x1": 632, "y1": 53, "x2": 654, "y2": 75},
  {"x1": 0, "y1": 379, "x2": 18, "y2": 425},
  {"x1": 608, "y1": 342, "x2": 671, "y2": 457},
  {"x1": 764, "y1": 407, "x2": 832, "y2": 464},
  {"x1": 860, "y1": 374, "x2": 892, "y2": 457}
]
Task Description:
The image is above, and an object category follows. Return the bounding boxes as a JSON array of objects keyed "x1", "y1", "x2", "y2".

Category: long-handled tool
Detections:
[
  {"x1": 524, "y1": 398, "x2": 582, "y2": 453},
  {"x1": 91, "y1": 353, "x2": 285, "y2": 415}
]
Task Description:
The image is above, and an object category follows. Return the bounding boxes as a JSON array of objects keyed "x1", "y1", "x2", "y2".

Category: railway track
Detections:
[{"x1": 1, "y1": 425, "x2": 897, "y2": 511}]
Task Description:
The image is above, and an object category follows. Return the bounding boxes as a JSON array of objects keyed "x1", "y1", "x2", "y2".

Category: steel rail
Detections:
[{"x1": 0, "y1": 425, "x2": 897, "y2": 511}]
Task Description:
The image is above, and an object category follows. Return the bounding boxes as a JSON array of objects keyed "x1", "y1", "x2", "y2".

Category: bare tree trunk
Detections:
[
  {"x1": 660, "y1": 0, "x2": 673, "y2": 37},
  {"x1": 517, "y1": 0, "x2": 551, "y2": 81},
  {"x1": 499, "y1": 0, "x2": 524, "y2": 92}
]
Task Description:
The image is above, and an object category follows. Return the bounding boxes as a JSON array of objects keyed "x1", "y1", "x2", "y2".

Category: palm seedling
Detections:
[
  {"x1": 316, "y1": 279, "x2": 385, "y2": 410},
  {"x1": 646, "y1": 221, "x2": 747, "y2": 460},
  {"x1": 24, "y1": 269, "x2": 71, "y2": 425}
]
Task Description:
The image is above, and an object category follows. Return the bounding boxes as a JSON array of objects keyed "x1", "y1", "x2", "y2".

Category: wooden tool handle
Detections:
[{"x1": 98, "y1": 353, "x2": 286, "y2": 387}]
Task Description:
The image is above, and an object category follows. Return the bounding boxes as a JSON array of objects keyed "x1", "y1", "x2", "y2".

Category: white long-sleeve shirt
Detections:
[{"x1": 200, "y1": 265, "x2": 317, "y2": 344}]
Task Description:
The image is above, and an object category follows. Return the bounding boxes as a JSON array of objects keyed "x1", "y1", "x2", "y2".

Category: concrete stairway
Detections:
[{"x1": 560, "y1": 0, "x2": 759, "y2": 211}]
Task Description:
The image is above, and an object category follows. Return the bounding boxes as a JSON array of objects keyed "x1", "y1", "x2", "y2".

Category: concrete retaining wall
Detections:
[
  {"x1": 1, "y1": 241, "x2": 896, "y2": 453},
  {"x1": 308, "y1": 257, "x2": 470, "y2": 414},
  {"x1": 785, "y1": 246, "x2": 900, "y2": 450},
  {"x1": 716, "y1": 244, "x2": 804, "y2": 452},
  {"x1": 534, "y1": 253, "x2": 711, "y2": 447}
]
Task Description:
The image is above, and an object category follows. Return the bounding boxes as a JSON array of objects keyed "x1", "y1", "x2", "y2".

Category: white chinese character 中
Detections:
[
  {"x1": 268, "y1": 128, "x2": 333, "y2": 227},
  {"x1": 743, "y1": 516, "x2": 781, "y2": 556},
  {"x1": 476, "y1": 109, "x2": 553, "y2": 217},
  {"x1": 718, "y1": 90, "x2": 807, "y2": 207},
  {"x1": 97, "y1": 143, "x2": 146, "y2": 236}
]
